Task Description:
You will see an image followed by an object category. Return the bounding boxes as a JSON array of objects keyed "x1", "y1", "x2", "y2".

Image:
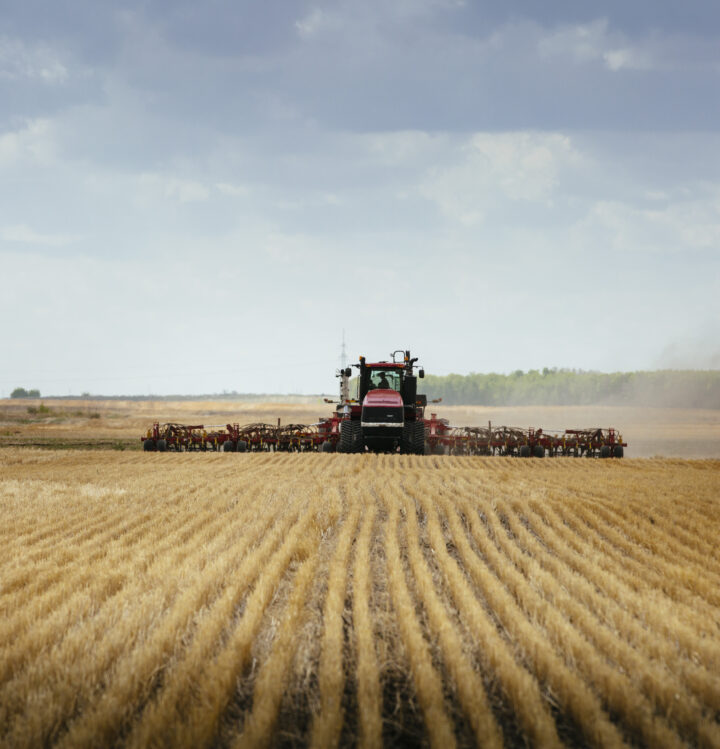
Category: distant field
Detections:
[
  {"x1": 1, "y1": 398, "x2": 719, "y2": 457},
  {"x1": 1, "y1": 451, "x2": 719, "y2": 747}
]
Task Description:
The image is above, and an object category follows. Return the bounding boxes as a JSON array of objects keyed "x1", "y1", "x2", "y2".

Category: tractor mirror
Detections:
[{"x1": 419, "y1": 369, "x2": 425, "y2": 378}]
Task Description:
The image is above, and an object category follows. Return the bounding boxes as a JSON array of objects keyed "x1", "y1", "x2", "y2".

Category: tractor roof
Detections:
[{"x1": 364, "y1": 361, "x2": 404, "y2": 369}]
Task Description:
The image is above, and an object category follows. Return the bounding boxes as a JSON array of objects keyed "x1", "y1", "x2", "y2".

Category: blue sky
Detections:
[{"x1": 1, "y1": 0, "x2": 719, "y2": 395}]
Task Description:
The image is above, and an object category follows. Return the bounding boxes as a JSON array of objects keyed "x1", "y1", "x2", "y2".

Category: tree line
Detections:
[
  {"x1": 421, "y1": 369, "x2": 720, "y2": 408},
  {"x1": 10, "y1": 387, "x2": 41, "y2": 398}
]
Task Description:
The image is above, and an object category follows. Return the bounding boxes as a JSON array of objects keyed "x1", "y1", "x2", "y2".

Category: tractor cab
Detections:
[
  {"x1": 359, "y1": 363, "x2": 404, "y2": 399},
  {"x1": 357, "y1": 352, "x2": 422, "y2": 403},
  {"x1": 366, "y1": 369, "x2": 400, "y2": 392}
]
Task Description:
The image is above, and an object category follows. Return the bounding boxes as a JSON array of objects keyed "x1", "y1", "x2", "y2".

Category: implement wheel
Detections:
[
  {"x1": 143, "y1": 439, "x2": 155, "y2": 452},
  {"x1": 600, "y1": 445, "x2": 611, "y2": 459},
  {"x1": 321, "y1": 440, "x2": 335, "y2": 453},
  {"x1": 156, "y1": 439, "x2": 167, "y2": 452},
  {"x1": 533, "y1": 444, "x2": 544, "y2": 458},
  {"x1": 613, "y1": 445, "x2": 624, "y2": 458},
  {"x1": 223, "y1": 441, "x2": 236, "y2": 452},
  {"x1": 519, "y1": 445, "x2": 531, "y2": 458},
  {"x1": 237, "y1": 440, "x2": 248, "y2": 453}
]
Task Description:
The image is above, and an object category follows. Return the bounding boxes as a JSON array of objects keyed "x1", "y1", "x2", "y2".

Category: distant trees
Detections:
[
  {"x1": 10, "y1": 387, "x2": 41, "y2": 399},
  {"x1": 422, "y1": 370, "x2": 720, "y2": 408}
]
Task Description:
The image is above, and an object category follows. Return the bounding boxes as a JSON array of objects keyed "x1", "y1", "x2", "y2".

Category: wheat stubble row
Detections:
[{"x1": 1, "y1": 449, "x2": 719, "y2": 748}]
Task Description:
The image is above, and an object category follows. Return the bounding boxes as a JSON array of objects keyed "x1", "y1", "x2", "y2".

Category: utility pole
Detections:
[
  {"x1": 340, "y1": 329, "x2": 347, "y2": 371},
  {"x1": 338, "y1": 330, "x2": 350, "y2": 408}
]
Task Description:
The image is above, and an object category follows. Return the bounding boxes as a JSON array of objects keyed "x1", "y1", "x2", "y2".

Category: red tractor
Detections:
[{"x1": 336, "y1": 350, "x2": 427, "y2": 454}]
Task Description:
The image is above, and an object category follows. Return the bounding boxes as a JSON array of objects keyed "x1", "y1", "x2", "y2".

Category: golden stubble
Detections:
[{"x1": 1, "y1": 450, "x2": 719, "y2": 747}]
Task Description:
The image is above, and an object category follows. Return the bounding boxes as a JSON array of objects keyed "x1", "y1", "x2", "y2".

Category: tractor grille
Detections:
[{"x1": 361, "y1": 406, "x2": 403, "y2": 425}]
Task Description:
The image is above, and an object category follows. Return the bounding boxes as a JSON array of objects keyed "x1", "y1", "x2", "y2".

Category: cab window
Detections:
[{"x1": 369, "y1": 370, "x2": 401, "y2": 391}]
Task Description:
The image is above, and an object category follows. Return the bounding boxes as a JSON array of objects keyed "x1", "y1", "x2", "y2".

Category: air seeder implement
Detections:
[{"x1": 142, "y1": 349, "x2": 627, "y2": 457}]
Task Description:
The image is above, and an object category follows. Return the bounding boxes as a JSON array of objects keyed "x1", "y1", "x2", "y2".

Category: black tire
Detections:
[
  {"x1": 533, "y1": 444, "x2": 544, "y2": 458},
  {"x1": 339, "y1": 420, "x2": 355, "y2": 453},
  {"x1": 600, "y1": 445, "x2": 611, "y2": 459},
  {"x1": 143, "y1": 439, "x2": 155, "y2": 452},
  {"x1": 321, "y1": 440, "x2": 335, "y2": 453},
  {"x1": 237, "y1": 440, "x2": 248, "y2": 453},
  {"x1": 519, "y1": 444, "x2": 531, "y2": 458},
  {"x1": 352, "y1": 421, "x2": 363, "y2": 452},
  {"x1": 412, "y1": 420, "x2": 426, "y2": 455},
  {"x1": 401, "y1": 422, "x2": 413, "y2": 454},
  {"x1": 613, "y1": 445, "x2": 624, "y2": 458},
  {"x1": 156, "y1": 439, "x2": 167, "y2": 452},
  {"x1": 223, "y1": 441, "x2": 236, "y2": 452}
]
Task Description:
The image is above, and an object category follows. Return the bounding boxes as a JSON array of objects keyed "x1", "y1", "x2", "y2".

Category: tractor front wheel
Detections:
[
  {"x1": 413, "y1": 420, "x2": 426, "y2": 455},
  {"x1": 339, "y1": 420, "x2": 355, "y2": 453}
]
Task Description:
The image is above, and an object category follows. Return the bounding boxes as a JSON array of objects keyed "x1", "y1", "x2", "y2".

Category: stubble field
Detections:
[{"x1": 1, "y1": 449, "x2": 719, "y2": 748}]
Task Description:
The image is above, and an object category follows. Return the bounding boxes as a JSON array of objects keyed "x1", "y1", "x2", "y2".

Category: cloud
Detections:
[
  {"x1": 362, "y1": 131, "x2": 448, "y2": 166},
  {"x1": 0, "y1": 118, "x2": 56, "y2": 166},
  {"x1": 536, "y1": 17, "x2": 720, "y2": 74},
  {"x1": 138, "y1": 173, "x2": 211, "y2": 203},
  {"x1": 536, "y1": 18, "x2": 660, "y2": 72},
  {"x1": 295, "y1": 8, "x2": 329, "y2": 38},
  {"x1": 215, "y1": 182, "x2": 251, "y2": 198},
  {"x1": 602, "y1": 47, "x2": 654, "y2": 72},
  {"x1": 0, "y1": 224, "x2": 80, "y2": 246},
  {"x1": 572, "y1": 191, "x2": 720, "y2": 254},
  {"x1": 0, "y1": 36, "x2": 68, "y2": 82},
  {"x1": 419, "y1": 132, "x2": 580, "y2": 225}
]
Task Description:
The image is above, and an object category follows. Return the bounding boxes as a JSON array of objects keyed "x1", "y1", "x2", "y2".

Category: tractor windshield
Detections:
[{"x1": 368, "y1": 369, "x2": 401, "y2": 392}]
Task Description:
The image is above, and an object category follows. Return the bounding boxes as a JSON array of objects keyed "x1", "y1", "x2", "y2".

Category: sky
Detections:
[{"x1": 1, "y1": 0, "x2": 719, "y2": 396}]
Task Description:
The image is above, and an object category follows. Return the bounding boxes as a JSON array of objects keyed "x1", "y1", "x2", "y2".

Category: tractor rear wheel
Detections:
[{"x1": 143, "y1": 439, "x2": 155, "y2": 452}]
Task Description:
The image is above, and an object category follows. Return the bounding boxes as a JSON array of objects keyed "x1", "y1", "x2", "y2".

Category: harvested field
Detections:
[{"x1": 1, "y1": 450, "x2": 719, "y2": 748}]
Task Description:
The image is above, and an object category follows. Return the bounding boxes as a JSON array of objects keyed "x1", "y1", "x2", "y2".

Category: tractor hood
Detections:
[{"x1": 363, "y1": 389, "x2": 403, "y2": 408}]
